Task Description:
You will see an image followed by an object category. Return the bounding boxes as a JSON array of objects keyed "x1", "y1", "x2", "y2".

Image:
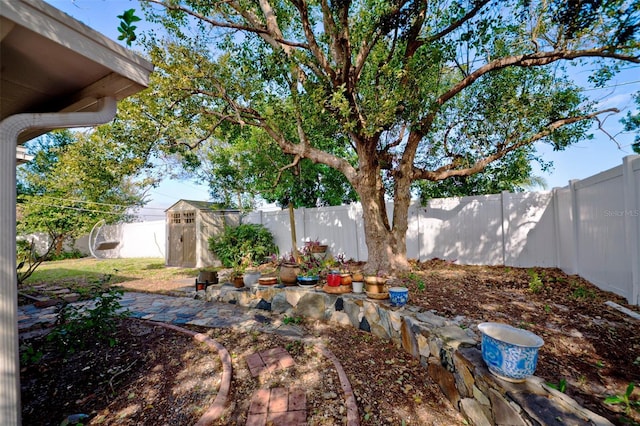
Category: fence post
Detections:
[
  {"x1": 568, "y1": 179, "x2": 580, "y2": 276},
  {"x1": 552, "y1": 188, "x2": 561, "y2": 269},
  {"x1": 500, "y1": 191, "x2": 509, "y2": 266},
  {"x1": 622, "y1": 156, "x2": 640, "y2": 305}
]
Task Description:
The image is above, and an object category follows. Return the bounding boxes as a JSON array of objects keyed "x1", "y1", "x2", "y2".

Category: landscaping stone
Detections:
[
  {"x1": 460, "y1": 398, "x2": 492, "y2": 426},
  {"x1": 488, "y1": 388, "x2": 526, "y2": 426},
  {"x1": 295, "y1": 292, "x2": 327, "y2": 320},
  {"x1": 270, "y1": 292, "x2": 291, "y2": 313},
  {"x1": 199, "y1": 284, "x2": 612, "y2": 426}
]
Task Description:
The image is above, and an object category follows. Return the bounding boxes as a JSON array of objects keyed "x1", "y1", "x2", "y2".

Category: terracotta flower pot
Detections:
[
  {"x1": 306, "y1": 243, "x2": 328, "y2": 253},
  {"x1": 279, "y1": 263, "x2": 300, "y2": 286},
  {"x1": 233, "y1": 275, "x2": 244, "y2": 288},
  {"x1": 352, "y1": 271, "x2": 364, "y2": 282},
  {"x1": 340, "y1": 273, "x2": 352, "y2": 286}
]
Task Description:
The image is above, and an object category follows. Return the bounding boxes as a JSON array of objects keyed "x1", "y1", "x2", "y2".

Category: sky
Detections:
[{"x1": 45, "y1": 0, "x2": 640, "y2": 219}]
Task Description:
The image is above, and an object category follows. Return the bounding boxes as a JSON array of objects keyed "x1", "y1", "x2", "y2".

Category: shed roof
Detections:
[{"x1": 165, "y1": 199, "x2": 241, "y2": 212}]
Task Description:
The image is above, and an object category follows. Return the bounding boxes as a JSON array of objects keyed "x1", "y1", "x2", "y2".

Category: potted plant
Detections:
[
  {"x1": 273, "y1": 252, "x2": 299, "y2": 286},
  {"x1": 388, "y1": 286, "x2": 409, "y2": 306},
  {"x1": 326, "y1": 269, "x2": 341, "y2": 287},
  {"x1": 364, "y1": 270, "x2": 388, "y2": 294},
  {"x1": 240, "y1": 254, "x2": 261, "y2": 286},
  {"x1": 304, "y1": 238, "x2": 328, "y2": 254},
  {"x1": 297, "y1": 247, "x2": 322, "y2": 287},
  {"x1": 231, "y1": 264, "x2": 245, "y2": 288}
]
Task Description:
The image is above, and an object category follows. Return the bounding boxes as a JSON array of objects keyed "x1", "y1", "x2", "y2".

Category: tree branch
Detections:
[
  {"x1": 148, "y1": 0, "x2": 309, "y2": 50},
  {"x1": 413, "y1": 108, "x2": 620, "y2": 181},
  {"x1": 425, "y1": 0, "x2": 492, "y2": 43}
]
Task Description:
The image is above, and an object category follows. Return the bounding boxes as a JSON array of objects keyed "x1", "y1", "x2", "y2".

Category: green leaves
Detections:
[
  {"x1": 208, "y1": 224, "x2": 277, "y2": 267},
  {"x1": 117, "y1": 9, "x2": 141, "y2": 46}
]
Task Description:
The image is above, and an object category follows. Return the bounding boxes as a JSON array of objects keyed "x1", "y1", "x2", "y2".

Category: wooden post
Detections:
[{"x1": 288, "y1": 202, "x2": 299, "y2": 261}]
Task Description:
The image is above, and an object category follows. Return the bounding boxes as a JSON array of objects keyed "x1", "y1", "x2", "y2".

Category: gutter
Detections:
[{"x1": 0, "y1": 96, "x2": 117, "y2": 425}]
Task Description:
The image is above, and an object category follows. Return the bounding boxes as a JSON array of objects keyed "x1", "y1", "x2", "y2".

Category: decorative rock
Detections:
[
  {"x1": 296, "y1": 292, "x2": 326, "y2": 320},
  {"x1": 513, "y1": 391, "x2": 598, "y2": 426},
  {"x1": 343, "y1": 299, "x2": 363, "y2": 327},
  {"x1": 285, "y1": 288, "x2": 304, "y2": 307},
  {"x1": 255, "y1": 287, "x2": 279, "y2": 301},
  {"x1": 359, "y1": 316, "x2": 371, "y2": 333},
  {"x1": 274, "y1": 324, "x2": 305, "y2": 338},
  {"x1": 416, "y1": 311, "x2": 447, "y2": 327},
  {"x1": 387, "y1": 309, "x2": 403, "y2": 332},
  {"x1": 472, "y1": 385, "x2": 490, "y2": 407},
  {"x1": 415, "y1": 333, "x2": 430, "y2": 359},
  {"x1": 370, "y1": 321, "x2": 390, "y2": 340},
  {"x1": 436, "y1": 325, "x2": 477, "y2": 349},
  {"x1": 460, "y1": 398, "x2": 492, "y2": 426},
  {"x1": 255, "y1": 299, "x2": 271, "y2": 311},
  {"x1": 427, "y1": 361, "x2": 460, "y2": 407},
  {"x1": 363, "y1": 301, "x2": 381, "y2": 325},
  {"x1": 401, "y1": 317, "x2": 420, "y2": 358},
  {"x1": 270, "y1": 292, "x2": 291, "y2": 314},
  {"x1": 453, "y1": 350, "x2": 477, "y2": 397},
  {"x1": 488, "y1": 388, "x2": 527, "y2": 426},
  {"x1": 330, "y1": 311, "x2": 352, "y2": 327}
]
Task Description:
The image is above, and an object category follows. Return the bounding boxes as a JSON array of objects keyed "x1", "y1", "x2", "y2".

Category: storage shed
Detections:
[{"x1": 165, "y1": 200, "x2": 240, "y2": 268}]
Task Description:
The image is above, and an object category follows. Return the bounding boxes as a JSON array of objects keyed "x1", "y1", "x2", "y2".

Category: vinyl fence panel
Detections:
[
  {"x1": 63, "y1": 156, "x2": 638, "y2": 304},
  {"x1": 503, "y1": 192, "x2": 557, "y2": 267},
  {"x1": 574, "y1": 166, "x2": 632, "y2": 301},
  {"x1": 420, "y1": 195, "x2": 504, "y2": 265}
]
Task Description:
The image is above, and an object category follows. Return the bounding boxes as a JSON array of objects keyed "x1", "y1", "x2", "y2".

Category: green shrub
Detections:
[
  {"x1": 208, "y1": 224, "x2": 277, "y2": 267},
  {"x1": 48, "y1": 248, "x2": 85, "y2": 261},
  {"x1": 527, "y1": 269, "x2": 544, "y2": 293},
  {"x1": 47, "y1": 288, "x2": 127, "y2": 354}
]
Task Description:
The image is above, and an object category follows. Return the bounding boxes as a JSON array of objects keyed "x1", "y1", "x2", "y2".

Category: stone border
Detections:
[
  {"x1": 312, "y1": 343, "x2": 360, "y2": 426},
  {"x1": 142, "y1": 321, "x2": 232, "y2": 424},
  {"x1": 204, "y1": 284, "x2": 614, "y2": 426}
]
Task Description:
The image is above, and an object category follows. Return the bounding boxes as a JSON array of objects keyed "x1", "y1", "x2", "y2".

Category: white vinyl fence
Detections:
[
  {"x1": 40, "y1": 155, "x2": 637, "y2": 305},
  {"x1": 74, "y1": 220, "x2": 166, "y2": 259},
  {"x1": 245, "y1": 155, "x2": 639, "y2": 305}
]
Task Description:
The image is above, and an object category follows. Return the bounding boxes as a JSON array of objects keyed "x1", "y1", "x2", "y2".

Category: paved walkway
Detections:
[
  {"x1": 18, "y1": 290, "x2": 305, "y2": 338},
  {"x1": 17, "y1": 289, "x2": 360, "y2": 426}
]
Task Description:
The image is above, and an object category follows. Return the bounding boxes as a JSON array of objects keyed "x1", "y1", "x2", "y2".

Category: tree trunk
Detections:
[{"x1": 355, "y1": 166, "x2": 410, "y2": 274}]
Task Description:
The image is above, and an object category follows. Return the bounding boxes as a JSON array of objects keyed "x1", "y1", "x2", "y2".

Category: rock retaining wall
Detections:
[{"x1": 204, "y1": 284, "x2": 613, "y2": 425}]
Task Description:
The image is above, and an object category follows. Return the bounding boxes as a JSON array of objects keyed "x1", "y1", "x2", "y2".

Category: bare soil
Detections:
[{"x1": 19, "y1": 260, "x2": 640, "y2": 425}]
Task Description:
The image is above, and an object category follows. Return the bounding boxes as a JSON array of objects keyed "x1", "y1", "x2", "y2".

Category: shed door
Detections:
[{"x1": 168, "y1": 211, "x2": 197, "y2": 267}]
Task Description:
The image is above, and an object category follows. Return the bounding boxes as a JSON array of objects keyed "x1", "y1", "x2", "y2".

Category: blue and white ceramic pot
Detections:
[
  {"x1": 388, "y1": 287, "x2": 409, "y2": 307},
  {"x1": 478, "y1": 322, "x2": 544, "y2": 383}
]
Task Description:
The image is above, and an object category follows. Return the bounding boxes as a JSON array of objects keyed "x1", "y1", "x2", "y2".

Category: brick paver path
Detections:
[
  {"x1": 246, "y1": 347, "x2": 295, "y2": 376},
  {"x1": 246, "y1": 387, "x2": 307, "y2": 426}
]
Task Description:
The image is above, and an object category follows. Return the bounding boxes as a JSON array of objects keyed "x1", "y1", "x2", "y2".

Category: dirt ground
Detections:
[{"x1": 19, "y1": 260, "x2": 640, "y2": 425}]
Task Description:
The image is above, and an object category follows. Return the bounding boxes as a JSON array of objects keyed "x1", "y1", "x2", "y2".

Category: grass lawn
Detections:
[{"x1": 22, "y1": 257, "x2": 199, "y2": 290}]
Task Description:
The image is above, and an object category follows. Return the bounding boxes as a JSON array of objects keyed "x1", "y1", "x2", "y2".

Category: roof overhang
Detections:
[{"x1": 0, "y1": 0, "x2": 154, "y2": 144}]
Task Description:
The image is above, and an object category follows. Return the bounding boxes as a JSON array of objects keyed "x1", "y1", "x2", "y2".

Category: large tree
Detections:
[
  {"x1": 133, "y1": 0, "x2": 639, "y2": 272},
  {"x1": 17, "y1": 129, "x2": 155, "y2": 255},
  {"x1": 622, "y1": 92, "x2": 640, "y2": 153}
]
